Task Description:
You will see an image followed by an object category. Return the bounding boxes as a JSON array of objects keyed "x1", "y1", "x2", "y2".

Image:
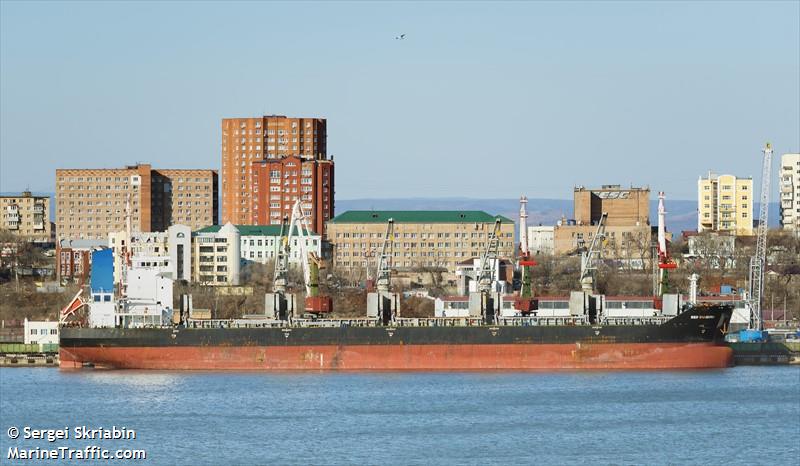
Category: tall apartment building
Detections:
[
  {"x1": 0, "y1": 191, "x2": 52, "y2": 243},
  {"x1": 55, "y1": 164, "x2": 218, "y2": 242},
  {"x1": 697, "y1": 172, "x2": 753, "y2": 236},
  {"x1": 220, "y1": 116, "x2": 331, "y2": 233},
  {"x1": 326, "y1": 211, "x2": 515, "y2": 275},
  {"x1": 779, "y1": 153, "x2": 800, "y2": 233},
  {"x1": 251, "y1": 155, "x2": 333, "y2": 234}
]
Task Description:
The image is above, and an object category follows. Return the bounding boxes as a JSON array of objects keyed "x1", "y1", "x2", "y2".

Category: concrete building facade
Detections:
[
  {"x1": 326, "y1": 211, "x2": 515, "y2": 274},
  {"x1": 779, "y1": 153, "x2": 800, "y2": 233},
  {"x1": 251, "y1": 155, "x2": 334, "y2": 235},
  {"x1": 150, "y1": 169, "x2": 219, "y2": 232},
  {"x1": 553, "y1": 186, "x2": 652, "y2": 263},
  {"x1": 697, "y1": 172, "x2": 753, "y2": 236},
  {"x1": 23, "y1": 319, "x2": 59, "y2": 345},
  {"x1": 55, "y1": 164, "x2": 217, "y2": 242},
  {"x1": 221, "y1": 115, "x2": 327, "y2": 226},
  {"x1": 526, "y1": 226, "x2": 555, "y2": 255},
  {"x1": 573, "y1": 185, "x2": 650, "y2": 227},
  {"x1": 0, "y1": 191, "x2": 52, "y2": 243},
  {"x1": 191, "y1": 222, "x2": 241, "y2": 285}
]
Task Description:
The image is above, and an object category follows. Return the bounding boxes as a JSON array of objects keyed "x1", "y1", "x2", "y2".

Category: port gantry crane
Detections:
[
  {"x1": 748, "y1": 143, "x2": 773, "y2": 332},
  {"x1": 367, "y1": 218, "x2": 399, "y2": 324},
  {"x1": 656, "y1": 192, "x2": 677, "y2": 296},
  {"x1": 468, "y1": 219, "x2": 503, "y2": 323},
  {"x1": 267, "y1": 200, "x2": 332, "y2": 320},
  {"x1": 579, "y1": 212, "x2": 607, "y2": 294}
]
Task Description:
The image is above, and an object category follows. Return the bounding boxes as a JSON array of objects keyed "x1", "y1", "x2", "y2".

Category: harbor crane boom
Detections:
[
  {"x1": 580, "y1": 212, "x2": 607, "y2": 294},
  {"x1": 748, "y1": 143, "x2": 773, "y2": 331}
]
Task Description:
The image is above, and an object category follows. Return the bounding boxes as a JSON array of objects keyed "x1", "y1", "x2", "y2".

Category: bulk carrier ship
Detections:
[
  {"x1": 58, "y1": 201, "x2": 734, "y2": 371},
  {"x1": 60, "y1": 303, "x2": 733, "y2": 371}
]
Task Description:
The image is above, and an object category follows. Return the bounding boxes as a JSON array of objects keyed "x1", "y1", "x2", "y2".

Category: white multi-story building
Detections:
[
  {"x1": 526, "y1": 226, "x2": 555, "y2": 255},
  {"x1": 108, "y1": 225, "x2": 191, "y2": 284},
  {"x1": 191, "y1": 222, "x2": 241, "y2": 285},
  {"x1": 779, "y1": 153, "x2": 800, "y2": 234}
]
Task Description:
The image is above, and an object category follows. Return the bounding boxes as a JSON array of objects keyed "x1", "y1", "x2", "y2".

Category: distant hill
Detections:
[
  {"x1": 336, "y1": 197, "x2": 781, "y2": 234},
  {"x1": 0, "y1": 192, "x2": 780, "y2": 234}
]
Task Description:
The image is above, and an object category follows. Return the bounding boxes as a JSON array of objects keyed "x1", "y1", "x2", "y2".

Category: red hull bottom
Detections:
[{"x1": 60, "y1": 343, "x2": 733, "y2": 371}]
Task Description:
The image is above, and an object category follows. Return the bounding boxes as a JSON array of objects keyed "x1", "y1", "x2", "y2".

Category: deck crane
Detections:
[
  {"x1": 656, "y1": 192, "x2": 677, "y2": 295},
  {"x1": 290, "y1": 200, "x2": 332, "y2": 317},
  {"x1": 748, "y1": 143, "x2": 773, "y2": 332},
  {"x1": 367, "y1": 219, "x2": 399, "y2": 324},
  {"x1": 477, "y1": 219, "x2": 503, "y2": 293},
  {"x1": 375, "y1": 219, "x2": 395, "y2": 294},
  {"x1": 469, "y1": 219, "x2": 502, "y2": 323},
  {"x1": 579, "y1": 212, "x2": 607, "y2": 294},
  {"x1": 266, "y1": 200, "x2": 332, "y2": 320},
  {"x1": 266, "y1": 214, "x2": 295, "y2": 320}
]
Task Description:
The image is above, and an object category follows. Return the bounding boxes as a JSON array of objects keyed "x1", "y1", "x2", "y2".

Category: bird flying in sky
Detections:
[{"x1": 395, "y1": 34, "x2": 406, "y2": 40}]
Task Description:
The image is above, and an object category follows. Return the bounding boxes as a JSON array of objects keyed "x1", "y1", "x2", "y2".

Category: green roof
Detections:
[
  {"x1": 329, "y1": 211, "x2": 513, "y2": 224},
  {"x1": 194, "y1": 225, "x2": 316, "y2": 236}
]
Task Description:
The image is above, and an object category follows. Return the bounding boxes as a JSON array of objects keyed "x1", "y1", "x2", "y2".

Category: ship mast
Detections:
[{"x1": 119, "y1": 193, "x2": 132, "y2": 299}]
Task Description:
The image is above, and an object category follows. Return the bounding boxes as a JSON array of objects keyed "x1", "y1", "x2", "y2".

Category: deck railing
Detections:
[{"x1": 176, "y1": 314, "x2": 672, "y2": 329}]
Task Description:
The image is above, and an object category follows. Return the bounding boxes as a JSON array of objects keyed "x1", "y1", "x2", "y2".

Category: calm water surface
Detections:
[{"x1": 1, "y1": 367, "x2": 798, "y2": 465}]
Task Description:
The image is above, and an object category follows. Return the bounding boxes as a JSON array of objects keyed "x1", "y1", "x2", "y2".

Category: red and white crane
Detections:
[
  {"x1": 656, "y1": 191, "x2": 676, "y2": 295},
  {"x1": 515, "y1": 196, "x2": 537, "y2": 313}
]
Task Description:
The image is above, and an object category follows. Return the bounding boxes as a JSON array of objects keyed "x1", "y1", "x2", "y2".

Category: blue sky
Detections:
[{"x1": 1, "y1": 1, "x2": 798, "y2": 200}]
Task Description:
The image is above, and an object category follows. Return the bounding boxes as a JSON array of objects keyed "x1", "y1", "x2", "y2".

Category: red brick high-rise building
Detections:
[
  {"x1": 221, "y1": 115, "x2": 331, "y2": 234},
  {"x1": 251, "y1": 155, "x2": 334, "y2": 234}
]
